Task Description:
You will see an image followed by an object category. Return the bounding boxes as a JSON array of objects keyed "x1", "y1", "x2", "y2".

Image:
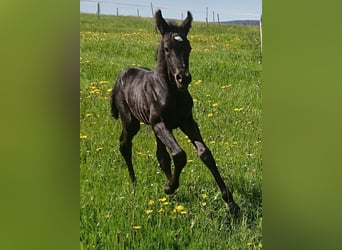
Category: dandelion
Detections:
[
  {"x1": 90, "y1": 89, "x2": 101, "y2": 94},
  {"x1": 86, "y1": 113, "x2": 92, "y2": 117},
  {"x1": 187, "y1": 159, "x2": 194, "y2": 163},
  {"x1": 99, "y1": 80, "x2": 108, "y2": 84},
  {"x1": 201, "y1": 202, "x2": 207, "y2": 207},
  {"x1": 207, "y1": 113, "x2": 213, "y2": 118},
  {"x1": 258, "y1": 243, "x2": 263, "y2": 249},
  {"x1": 80, "y1": 134, "x2": 87, "y2": 139},
  {"x1": 174, "y1": 205, "x2": 186, "y2": 214},
  {"x1": 194, "y1": 79, "x2": 202, "y2": 85},
  {"x1": 212, "y1": 103, "x2": 219, "y2": 107},
  {"x1": 233, "y1": 107, "x2": 244, "y2": 112},
  {"x1": 247, "y1": 242, "x2": 253, "y2": 247},
  {"x1": 162, "y1": 201, "x2": 169, "y2": 206},
  {"x1": 106, "y1": 88, "x2": 112, "y2": 92},
  {"x1": 220, "y1": 84, "x2": 231, "y2": 89},
  {"x1": 180, "y1": 211, "x2": 188, "y2": 215},
  {"x1": 158, "y1": 208, "x2": 165, "y2": 213},
  {"x1": 145, "y1": 209, "x2": 153, "y2": 215},
  {"x1": 148, "y1": 200, "x2": 155, "y2": 205},
  {"x1": 201, "y1": 194, "x2": 208, "y2": 199},
  {"x1": 158, "y1": 197, "x2": 167, "y2": 202},
  {"x1": 96, "y1": 147, "x2": 103, "y2": 152},
  {"x1": 132, "y1": 225, "x2": 142, "y2": 230}
]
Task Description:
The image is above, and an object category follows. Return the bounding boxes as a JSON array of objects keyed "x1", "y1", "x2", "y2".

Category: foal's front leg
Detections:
[
  {"x1": 155, "y1": 136, "x2": 172, "y2": 180},
  {"x1": 180, "y1": 117, "x2": 240, "y2": 216},
  {"x1": 152, "y1": 121, "x2": 186, "y2": 194}
]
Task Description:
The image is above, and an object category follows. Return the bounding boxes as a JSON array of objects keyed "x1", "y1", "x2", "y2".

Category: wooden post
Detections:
[
  {"x1": 206, "y1": 7, "x2": 208, "y2": 26},
  {"x1": 212, "y1": 11, "x2": 215, "y2": 22},
  {"x1": 116, "y1": 8, "x2": 119, "y2": 16},
  {"x1": 137, "y1": 9, "x2": 140, "y2": 17},
  {"x1": 150, "y1": 2, "x2": 154, "y2": 17},
  {"x1": 97, "y1": 2, "x2": 100, "y2": 18},
  {"x1": 217, "y1": 13, "x2": 220, "y2": 25},
  {"x1": 259, "y1": 15, "x2": 263, "y2": 55}
]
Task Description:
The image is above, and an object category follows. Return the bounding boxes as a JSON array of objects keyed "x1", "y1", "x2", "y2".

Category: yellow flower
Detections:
[
  {"x1": 209, "y1": 141, "x2": 215, "y2": 144},
  {"x1": 158, "y1": 208, "x2": 165, "y2": 213},
  {"x1": 207, "y1": 113, "x2": 213, "y2": 117},
  {"x1": 233, "y1": 107, "x2": 244, "y2": 112},
  {"x1": 187, "y1": 159, "x2": 194, "y2": 163},
  {"x1": 148, "y1": 200, "x2": 155, "y2": 205},
  {"x1": 221, "y1": 84, "x2": 232, "y2": 89},
  {"x1": 247, "y1": 242, "x2": 253, "y2": 247},
  {"x1": 86, "y1": 113, "x2": 92, "y2": 117},
  {"x1": 80, "y1": 134, "x2": 87, "y2": 139},
  {"x1": 173, "y1": 205, "x2": 188, "y2": 215},
  {"x1": 201, "y1": 202, "x2": 207, "y2": 207},
  {"x1": 175, "y1": 205, "x2": 184, "y2": 211},
  {"x1": 258, "y1": 243, "x2": 263, "y2": 249},
  {"x1": 158, "y1": 197, "x2": 167, "y2": 202},
  {"x1": 145, "y1": 209, "x2": 153, "y2": 215},
  {"x1": 212, "y1": 103, "x2": 219, "y2": 107},
  {"x1": 99, "y1": 80, "x2": 108, "y2": 84},
  {"x1": 162, "y1": 201, "x2": 169, "y2": 206},
  {"x1": 107, "y1": 88, "x2": 112, "y2": 92},
  {"x1": 132, "y1": 225, "x2": 142, "y2": 230},
  {"x1": 96, "y1": 147, "x2": 103, "y2": 152},
  {"x1": 201, "y1": 194, "x2": 208, "y2": 199}
]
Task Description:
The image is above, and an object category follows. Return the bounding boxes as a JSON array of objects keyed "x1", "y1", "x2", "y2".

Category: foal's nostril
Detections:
[{"x1": 176, "y1": 74, "x2": 182, "y2": 83}]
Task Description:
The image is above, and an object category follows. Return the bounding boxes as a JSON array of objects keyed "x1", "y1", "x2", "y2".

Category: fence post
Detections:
[
  {"x1": 97, "y1": 2, "x2": 100, "y2": 18},
  {"x1": 150, "y1": 2, "x2": 154, "y2": 17},
  {"x1": 259, "y1": 15, "x2": 263, "y2": 55}
]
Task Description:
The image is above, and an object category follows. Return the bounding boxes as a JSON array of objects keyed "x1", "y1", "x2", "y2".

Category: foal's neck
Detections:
[{"x1": 155, "y1": 42, "x2": 171, "y2": 81}]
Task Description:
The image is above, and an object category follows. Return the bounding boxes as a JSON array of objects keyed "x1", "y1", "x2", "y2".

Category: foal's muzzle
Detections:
[{"x1": 175, "y1": 71, "x2": 192, "y2": 90}]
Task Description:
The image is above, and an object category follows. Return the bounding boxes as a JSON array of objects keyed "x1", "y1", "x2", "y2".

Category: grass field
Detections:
[{"x1": 80, "y1": 13, "x2": 262, "y2": 249}]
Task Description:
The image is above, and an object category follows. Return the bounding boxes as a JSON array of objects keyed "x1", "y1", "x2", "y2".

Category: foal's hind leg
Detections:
[
  {"x1": 180, "y1": 117, "x2": 240, "y2": 216},
  {"x1": 119, "y1": 116, "x2": 140, "y2": 184}
]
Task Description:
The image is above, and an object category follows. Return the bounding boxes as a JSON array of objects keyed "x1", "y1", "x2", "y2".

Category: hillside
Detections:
[{"x1": 222, "y1": 20, "x2": 260, "y2": 26}]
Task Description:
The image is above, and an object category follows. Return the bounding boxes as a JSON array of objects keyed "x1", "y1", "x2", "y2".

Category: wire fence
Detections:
[
  {"x1": 80, "y1": 0, "x2": 262, "y2": 54},
  {"x1": 80, "y1": 0, "x2": 261, "y2": 24}
]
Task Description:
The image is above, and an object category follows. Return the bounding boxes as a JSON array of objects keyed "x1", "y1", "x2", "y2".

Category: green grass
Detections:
[{"x1": 80, "y1": 13, "x2": 262, "y2": 249}]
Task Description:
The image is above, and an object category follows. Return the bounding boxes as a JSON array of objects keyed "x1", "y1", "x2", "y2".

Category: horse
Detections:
[{"x1": 110, "y1": 10, "x2": 240, "y2": 216}]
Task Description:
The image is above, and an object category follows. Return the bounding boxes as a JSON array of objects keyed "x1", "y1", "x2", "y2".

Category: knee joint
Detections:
[
  {"x1": 172, "y1": 150, "x2": 187, "y2": 167},
  {"x1": 198, "y1": 148, "x2": 211, "y2": 161}
]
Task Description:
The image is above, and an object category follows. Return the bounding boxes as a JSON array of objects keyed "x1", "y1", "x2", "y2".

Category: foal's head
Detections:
[{"x1": 155, "y1": 10, "x2": 193, "y2": 90}]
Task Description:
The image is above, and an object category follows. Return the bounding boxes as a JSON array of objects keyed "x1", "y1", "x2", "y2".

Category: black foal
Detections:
[{"x1": 110, "y1": 10, "x2": 240, "y2": 216}]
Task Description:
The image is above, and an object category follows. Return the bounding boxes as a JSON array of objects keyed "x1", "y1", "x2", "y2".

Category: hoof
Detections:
[
  {"x1": 229, "y1": 202, "x2": 241, "y2": 217},
  {"x1": 164, "y1": 184, "x2": 174, "y2": 194}
]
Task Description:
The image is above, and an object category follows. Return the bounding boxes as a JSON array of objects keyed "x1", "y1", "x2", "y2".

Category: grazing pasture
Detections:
[{"x1": 80, "y1": 13, "x2": 262, "y2": 249}]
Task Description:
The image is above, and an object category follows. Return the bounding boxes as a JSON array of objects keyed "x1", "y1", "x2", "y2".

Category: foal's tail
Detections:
[{"x1": 110, "y1": 85, "x2": 119, "y2": 119}]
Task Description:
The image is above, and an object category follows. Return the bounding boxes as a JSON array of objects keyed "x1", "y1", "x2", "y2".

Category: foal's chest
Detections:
[{"x1": 162, "y1": 91, "x2": 193, "y2": 128}]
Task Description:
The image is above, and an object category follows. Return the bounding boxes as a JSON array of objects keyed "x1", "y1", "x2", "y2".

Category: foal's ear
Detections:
[
  {"x1": 180, "y1": 11, "x2": 193, "y2": 35},
  {"x1": 155, "y1": 10, "x2": 169, "y2": 35}
]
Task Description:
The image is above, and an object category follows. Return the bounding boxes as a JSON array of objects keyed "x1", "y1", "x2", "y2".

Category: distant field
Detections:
[{"x1": 80, "y1": 13, "x2": 262, "y2": 249}]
